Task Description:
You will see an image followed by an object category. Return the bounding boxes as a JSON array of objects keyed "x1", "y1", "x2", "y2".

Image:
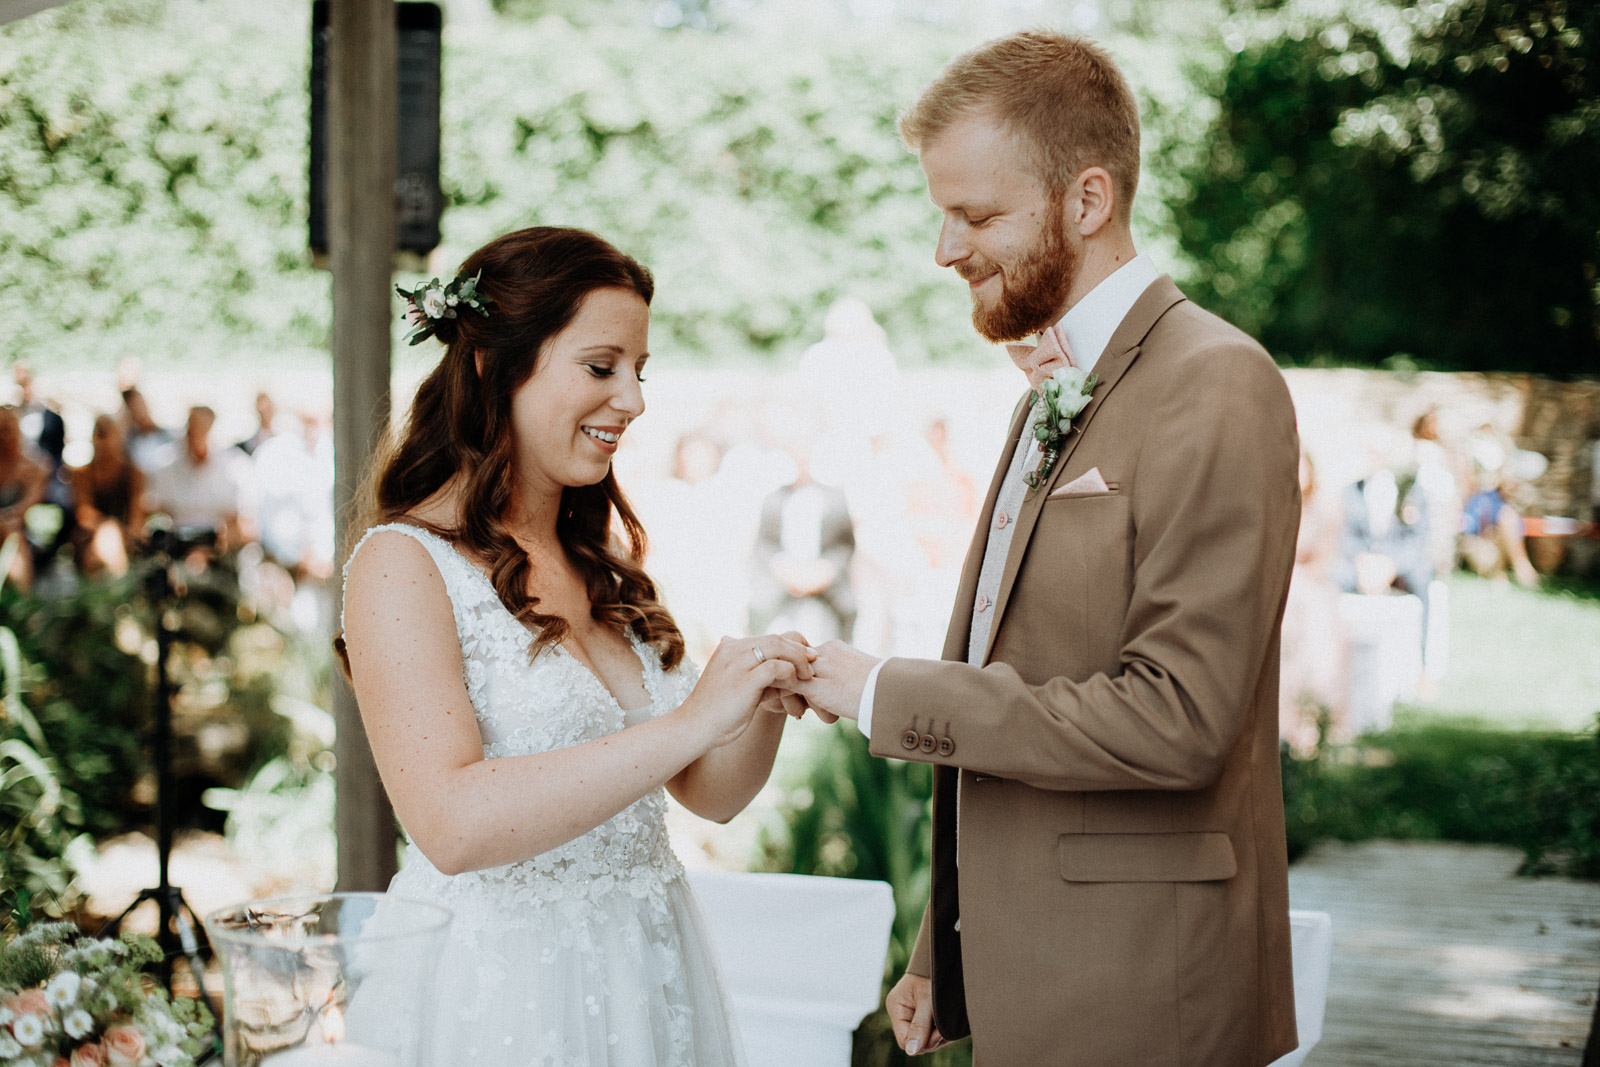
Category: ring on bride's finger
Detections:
[{"x1": 751, "y1": 645, "x2": 767, "y2": 665}]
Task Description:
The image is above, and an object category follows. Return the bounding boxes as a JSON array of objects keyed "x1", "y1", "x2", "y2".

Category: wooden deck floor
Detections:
[{"x1": 1289, "y1": 841, "x2": 1600, "y2": 1066}]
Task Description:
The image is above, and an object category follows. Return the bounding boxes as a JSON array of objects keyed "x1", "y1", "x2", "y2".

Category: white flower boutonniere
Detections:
[{"x1": 1024, "y1": 365, "x2": 1099, "y2": 493}]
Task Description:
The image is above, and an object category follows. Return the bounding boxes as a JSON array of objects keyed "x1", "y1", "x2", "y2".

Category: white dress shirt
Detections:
[{"x1": 857, "y1": 253, "x2": 1161, "y2": 735}]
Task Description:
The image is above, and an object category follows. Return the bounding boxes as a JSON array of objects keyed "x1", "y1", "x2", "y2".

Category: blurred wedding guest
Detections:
[
  {"x1": 749, "y1": 440, "x2": 856, "y2": 645},
  {"x1": 1280, "y1": 451, "x2": 1346, "y2": 752},
  {"x1": 69, "y1": 415, "x2": 147, "y2": 577},
  {"x1": 1412, "y1": 407, "x2": 1460, "y2": 576},
  {"x1": 253, "y1": 405, "x2": 334, "y2": 579},
  {"x1": 118, "y1": 385, "x2": 176, "y2": 473},
  {"x1": 13, "y1": 363, "x2": 74, "y2": 569},
  {"x1": 252, "y1": 405, "x2": 334, "y2": 633},
  {"x1": 907, "y1": 416, "x2": 976, "y2": 571},
  {"x1": 13, "y1": 364, "x2": 64, "y2": 474},
  {"x1": 1459, "y1": 422, "x2": 1541, "y2": 586},
  {"x1": 233, "y1": 390, "x2": 278, "y2": 456},
  {"x1": 1334, "y1": 444, "x2": 1434, "y2": 637},
  {"x1": 1460, "y1": 482, "x2": 1541, "y2": 586},
  {"x1": 0, "y1": 406, "x2": 49, "y2": 590},
  {"x1": 630, "y1": 430, "x2": 748, "y2": 664},
  {"x1": 798, "y1": 296, "x2": 901, "y2": 439},
  {"x1": 1335, "y1": 448, "x2": 1432, "y2": 594},
  {"x1": 144, "y1": 405, "x2": 252, "y2": 550}
]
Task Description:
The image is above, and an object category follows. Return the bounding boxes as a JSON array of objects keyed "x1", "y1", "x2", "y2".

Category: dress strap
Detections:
[{"x1": 341, "y1": 522, "x2": 496, "y2": 630}]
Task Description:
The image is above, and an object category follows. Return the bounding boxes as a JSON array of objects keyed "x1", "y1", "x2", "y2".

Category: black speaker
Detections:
[{"x1": 309, "y1": 1, "x2": 443, "y2": 259}]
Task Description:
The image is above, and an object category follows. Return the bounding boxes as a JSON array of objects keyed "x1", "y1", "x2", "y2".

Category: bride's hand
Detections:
[
  {"x1": 756, "y1": 631, "x2": 814, "y2": 720},
  {"x1": 683, "y1": 635, "x2": 815, "y2": 748}
]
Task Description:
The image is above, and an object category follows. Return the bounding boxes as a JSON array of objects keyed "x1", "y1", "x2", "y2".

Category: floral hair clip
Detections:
[{"x1": 396, "y1": 270, "x2": 492, "y2": 346}]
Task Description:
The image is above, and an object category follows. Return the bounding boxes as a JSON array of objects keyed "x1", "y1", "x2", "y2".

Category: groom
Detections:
[{"x1": 789, "y1": 30, "x2": 1302, "y2": 1065}]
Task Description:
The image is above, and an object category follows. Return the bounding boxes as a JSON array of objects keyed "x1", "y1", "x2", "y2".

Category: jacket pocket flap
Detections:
[{"x1": 1058, "y1": 832, "x2": 1237, "y2": 883}]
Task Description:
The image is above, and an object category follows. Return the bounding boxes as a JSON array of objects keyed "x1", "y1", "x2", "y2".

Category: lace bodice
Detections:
[{"x1": 342, "y1": 523, "x2": 699, "y2": 930}]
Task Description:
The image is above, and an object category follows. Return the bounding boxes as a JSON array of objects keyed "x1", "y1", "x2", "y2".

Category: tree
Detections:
[{"x1": 1166, "y1": 0, "x2": 1600, "y2": 374}]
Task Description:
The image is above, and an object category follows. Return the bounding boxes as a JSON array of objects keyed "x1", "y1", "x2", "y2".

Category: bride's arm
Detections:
[
  {"x1": 665, "y1": 688, "x2": 786, "y2": 824},
  {"x1": 343, "y1": 531, "x2": 804, "y2": 876},
  {"x1": 665, "y1": 635, "x2": 813, "y2": 823}
]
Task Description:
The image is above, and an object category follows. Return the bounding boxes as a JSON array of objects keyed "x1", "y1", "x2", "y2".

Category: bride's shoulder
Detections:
[{"x1": 345, "y1": 521, "x2": 448, "y2": 584}]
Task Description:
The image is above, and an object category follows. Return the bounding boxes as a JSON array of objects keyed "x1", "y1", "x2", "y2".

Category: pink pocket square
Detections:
[{"x1": 1049, "y1": 467, "x2": 1110, "y2": 498}]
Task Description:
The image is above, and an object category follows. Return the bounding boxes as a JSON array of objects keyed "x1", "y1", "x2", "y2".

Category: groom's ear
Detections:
[{"x1": 1072, "y1": 166, "x2": 1117, "y2": 238}]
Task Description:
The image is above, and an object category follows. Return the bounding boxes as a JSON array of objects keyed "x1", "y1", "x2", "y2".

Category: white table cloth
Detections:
[
  {"x1": 688, "y1": 870, "x2": 896, "y2": 1067},
  {"x1": 1271, "y1": 909, "x2": 1334, "y2": 1067}
]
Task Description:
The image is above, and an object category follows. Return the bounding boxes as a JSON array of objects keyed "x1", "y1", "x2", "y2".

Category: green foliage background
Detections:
[
  {"x1": 0, "y1": 0, "x2": 1209, "y2": 371},
  {"x1": 1167, "y1": 0, "x2": 1600, "y2": 373}
]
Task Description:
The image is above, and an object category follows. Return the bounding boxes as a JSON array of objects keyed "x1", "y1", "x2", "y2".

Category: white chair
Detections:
[
  {"x1": 1271, "y1": 910, "x2": 1334, "y2": 1067},
  {"x1": 688, "y1": 870, "x2": 896, "y2": 1067}
]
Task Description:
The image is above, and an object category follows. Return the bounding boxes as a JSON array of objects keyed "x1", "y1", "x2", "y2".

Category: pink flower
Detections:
[
  {"x1": 5, "y1": 989, "x2": 51, "y2": 1016},
  {"x1": 70, "y1": 1041, "x2": 109, "y2": 1067},
  {"x1": 101, "y1": 1026, "x2": 147, "y2": 1067},
  {"x1": 53, "y1": 1058, "x2": 72, "y2": 1067}
]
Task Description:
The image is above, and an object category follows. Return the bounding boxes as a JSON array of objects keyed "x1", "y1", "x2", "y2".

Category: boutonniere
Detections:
[{"x1": 1024, "y1": 365, "x2": 1099, "y2": 493}]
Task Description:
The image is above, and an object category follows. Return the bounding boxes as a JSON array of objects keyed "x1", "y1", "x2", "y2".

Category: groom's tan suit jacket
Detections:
[{"x1": 869, "y1": 278, "x2": 1301, "y2": 1065}]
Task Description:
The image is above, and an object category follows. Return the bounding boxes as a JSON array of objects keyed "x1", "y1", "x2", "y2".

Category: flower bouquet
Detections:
[{"x1": 1, "y1": 923, "x2": 213, "y2": 1067}]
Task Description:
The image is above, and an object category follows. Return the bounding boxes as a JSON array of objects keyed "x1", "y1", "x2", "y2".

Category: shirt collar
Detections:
[{"x1": 1050, "y1": 253, "x2": 1160, "y2": 374}]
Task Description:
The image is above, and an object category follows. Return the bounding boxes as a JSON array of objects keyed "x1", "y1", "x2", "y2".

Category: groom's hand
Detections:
[
  {"x1": 886, "y1": 972, "x2": 946, "y2": 1056},
  {"x1": 787, "y1": 639, "x2": 878, "y2": 723}
]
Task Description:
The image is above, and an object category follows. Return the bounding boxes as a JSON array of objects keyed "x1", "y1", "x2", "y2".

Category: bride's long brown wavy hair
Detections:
[{"x1": 347, "y1": 226, "x2": 684, "y2": 671}]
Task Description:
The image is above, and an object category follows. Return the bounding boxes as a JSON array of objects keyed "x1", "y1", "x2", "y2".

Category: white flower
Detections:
[
  {"x1": 12, "y1": 1012, "x2": 45, "y2": 1047},
  {"x1": 47, "y1": 970, "x2": 83, "y2": 1006},
  {"x1": 445, "y1": 293, "x2": 459, "y2": 307},
  {"x1": 1057, "y1": 392, "x2": 1091, "y2": 420},
  {"x1": 151, "y1": 1044, "x2": 186, "y2": 1067},
  {"x1": 64, "y1": 1008, "x2": 95, "y2": 1039},
  {"x1": 0, "y1": 1033, "x2": 20, "y2": 1058},
  {"x1": 0, "y1": 1005, "x2": 13, "y2": 1025},
  {"x1": 421, "y1": 287, "x2": 448, "y2": 318},
  {"x1": 1052, "y1": 365, "x2": 1089, "y2": 393}
]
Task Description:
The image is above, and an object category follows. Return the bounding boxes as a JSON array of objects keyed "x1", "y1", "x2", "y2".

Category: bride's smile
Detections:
[{"x1": 507, "y1": 285, "x2": 649, "y2": 499}]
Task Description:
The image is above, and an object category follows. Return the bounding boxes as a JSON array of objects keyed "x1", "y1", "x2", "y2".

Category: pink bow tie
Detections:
[{"x1": 1005, "y1": 323, "x2": 1077, "y2": 390}]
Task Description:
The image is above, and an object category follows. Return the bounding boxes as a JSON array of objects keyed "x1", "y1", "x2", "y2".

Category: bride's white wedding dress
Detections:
[{"x1": 343, "y1": 523, "x2": 746, "y2": 1067}]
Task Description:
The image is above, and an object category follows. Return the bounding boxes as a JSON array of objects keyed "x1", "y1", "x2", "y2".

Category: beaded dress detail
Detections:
[{"x1": 341, "y1": 523, "x2": 744, "y2": 1067}]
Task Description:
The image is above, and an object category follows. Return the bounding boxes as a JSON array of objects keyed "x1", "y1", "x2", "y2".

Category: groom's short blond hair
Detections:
[{"x1": 900, "y1": 30, "x2": 1141, "y2": 223}]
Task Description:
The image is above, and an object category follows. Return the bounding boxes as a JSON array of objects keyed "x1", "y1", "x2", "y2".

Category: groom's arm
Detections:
[{"x1": 865, "y1": 343, "x2": 1299, "y2": 793}]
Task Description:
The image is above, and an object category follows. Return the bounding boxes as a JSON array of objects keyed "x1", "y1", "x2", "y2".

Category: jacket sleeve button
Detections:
[
  {"x1": 919, "y1": 733, "x2": 937, "y2": 753},
  {"x1": 938, "y1": 737, "x2": 956, "y2": 757},
  {"x1": 902, "y1": 730, "x2": 920, "y2": 751}
]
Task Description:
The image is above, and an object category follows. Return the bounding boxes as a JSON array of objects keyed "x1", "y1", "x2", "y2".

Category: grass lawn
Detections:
[{"x1": 1403, "y1": 572, "x2": 1600, "y2": 733}]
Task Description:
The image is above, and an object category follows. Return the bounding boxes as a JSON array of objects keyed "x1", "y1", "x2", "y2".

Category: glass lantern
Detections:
[{"x1": 205, "y1": 893, "x2": 451, "y2": 1067}]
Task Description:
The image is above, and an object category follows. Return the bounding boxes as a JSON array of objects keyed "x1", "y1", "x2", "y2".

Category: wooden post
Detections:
[{"x1": 328, "y1": 0, "x2": 399, "y2": 892}]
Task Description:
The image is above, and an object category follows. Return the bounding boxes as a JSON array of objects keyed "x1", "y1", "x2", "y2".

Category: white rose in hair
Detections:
[{"x1": 422, "y1": 288, "x2": 448, "y2": 319}]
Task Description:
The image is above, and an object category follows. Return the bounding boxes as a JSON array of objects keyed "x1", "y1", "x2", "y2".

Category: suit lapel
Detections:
[
  {"x1": 982, "y1": 277, "x2": 1187, "y2": 663},
  {"x1": 940, "y1": 395, "x2": 1033, "y2": 663}
]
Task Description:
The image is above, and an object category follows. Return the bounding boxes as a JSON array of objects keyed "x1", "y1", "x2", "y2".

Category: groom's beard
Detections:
[{"x1": 965, "y1": 204, "x2": 1078, "y2": 344}]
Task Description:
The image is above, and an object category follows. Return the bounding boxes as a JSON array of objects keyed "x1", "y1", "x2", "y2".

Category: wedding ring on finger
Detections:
[{"x1": 751, "y1": 645, "x2": 767, "y2": 666}]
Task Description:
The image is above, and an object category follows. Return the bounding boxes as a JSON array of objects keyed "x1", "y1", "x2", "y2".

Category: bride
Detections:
[{"x1": 338, "y1": 226, "x2": 812, "y2": 1066}]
